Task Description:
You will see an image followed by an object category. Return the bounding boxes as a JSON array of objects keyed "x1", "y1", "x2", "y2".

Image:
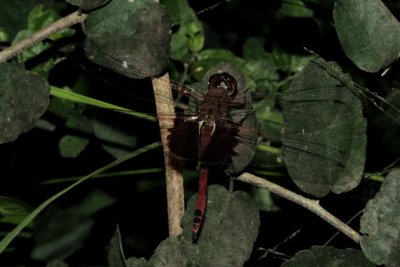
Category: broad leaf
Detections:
[
  {"x1": 333, "y1": 0, "x2": 400, "y2": 72},
  {"x1": 138, "y1": 185, "x2": 259, "y2": 267},
  {"x1": 0, "y1": 63, "x2": 49, "y2": 143},
  {"x1": 281, "y1": 246, "x2": 374, "y2": 267},
  {"x1": 84, "y1": 0, "x2": 171, "y2": 78},
  {"x1": 360, "y1": 169, "x2": 400, "y2": 266},
  {"x1": 281, "y1": 57, "x2": 367, "y2": 197}
]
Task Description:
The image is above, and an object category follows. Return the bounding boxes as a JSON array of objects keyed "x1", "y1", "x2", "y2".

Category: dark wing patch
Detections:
[
  {"x1": 168, "y1": 119, "x2": 199, "y2": 161},
  {"x1": 200, "y1": 122, "x2": 240, "y2": 167}
]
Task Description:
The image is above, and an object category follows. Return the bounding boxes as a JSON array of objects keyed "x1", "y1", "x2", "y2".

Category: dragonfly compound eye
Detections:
[{"x1": 208, "y1": 72, "x2": 238, "y2": 97}]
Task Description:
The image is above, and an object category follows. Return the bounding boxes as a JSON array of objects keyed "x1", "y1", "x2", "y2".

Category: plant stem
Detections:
[
  {"x1": 152, "y1": 74, "x2": 185, "y2": 237},
  {"x1": 0, "y1": 11, "x2": 87, "y2": 63},
  {"x1": 151, "y1": 0, "x2": 184, "y2": 238},
  {"x1": 236, "y1": 172, "x2": 361, "y2": 243}
]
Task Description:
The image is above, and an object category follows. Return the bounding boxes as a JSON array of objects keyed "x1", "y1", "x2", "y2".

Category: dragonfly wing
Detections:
[
  {"x1": 199, "y1": 123, "x2": 239, "y2": 167},
  {"x1": 228, "y1": 110, "x2": 258, "y2": 175},
  {"x1": 168, "y1": 119, "x2": 199, "y2": 161}
]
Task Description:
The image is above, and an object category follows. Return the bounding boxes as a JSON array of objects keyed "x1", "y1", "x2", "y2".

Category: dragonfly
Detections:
[
  {"x1": 62, "y1": 0, "x2": 369, "y2": 242},
  {"x1": 73, "y1": 51, "x2": 261, "y2": 241},
  {"x1": 71, "y1": 41, "x2": 370, "y2": 243},
  {"x1": 167, "y1": 64, "x2": 258, "y2": 241}
]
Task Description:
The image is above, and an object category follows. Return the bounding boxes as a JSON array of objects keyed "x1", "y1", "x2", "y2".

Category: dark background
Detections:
[{"x1": 1, "y1": 0, "x2": 398, "y2": 265}]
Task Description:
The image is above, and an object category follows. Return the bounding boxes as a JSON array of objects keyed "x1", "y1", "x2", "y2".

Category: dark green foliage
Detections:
[
  {"x1": 1, "y1": 0, "x2": 400, "y2": 266},
  {"x1": 281, "y1": 246, "x2": 374, "y2": 267},
  {"x1": 123, "y1": 185, "x2": 259, "y2": 267},
  {"x1": 360, "y1": 169, "x2": 400, "y2": 266},
  {"x1": 334, "y1": 0, "x2": 400, "y2": 72},
  {"x1": 0, "y1": 63, "x2": 49, "y2": 143},
  {"x1": 281, "y1": 58, "x2": 367, "y2": 197},
  {"x1": 84, "y1": 0, "x2": 171, "y2": 78}
]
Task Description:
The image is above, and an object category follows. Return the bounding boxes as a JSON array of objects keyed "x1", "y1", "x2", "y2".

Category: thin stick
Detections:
[
  {"x1": 236, "y1": 172, "x2": 361, "y2": 243},
  {"x1": 151, "y1": 0, "x2": 184, "y2": 237},
  {"x1": 0, "y1": 11, "x2": 87, "y2": 63},
  {"x1": 152, "y1": 74, "x2": 185, "y2": 236}
]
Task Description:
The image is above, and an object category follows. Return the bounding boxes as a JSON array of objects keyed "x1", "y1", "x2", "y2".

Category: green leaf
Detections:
[
  {"x1": 0, "y1": 63, "x2": 50, "y2": 144},
  {"x1": 161, "y1": 0, "x2": 194, "y2": 25},
  {"x1": 0, "y1": 1, "x2": 65, "y2": 42},
  {"x1": 190, "y1": 49, "x2": 244, "y2": 80},
  {"x1": 125, "y1": 257, "x2": 148, "y2": 267},
  {"x1": 360, "y1": 169, "x2": 400, "y2": 266},
  {"x1": 147, "y1": 185, "x2": 260, "y2": 266},
  {"x1": 242, "y1": 38, "x2": 311, "y2": 93},
  {"x1": 27, "y1": 5, "x2": 58, "y2": 32},
  {"x1": 50, "y1": 86, "x2": 156, "y2": 121},
  {"x1": 108, "y1": 226, "x2": 126, "y2": 267},
  {"x1": 170, "y1": 27, "x2": 192, "y2": 63},
  {"x1": 58, "y1": 135, "x2": 90, "y2": 158},
  {"x1": 251, "y1": 187, "x2": 280, "y2": 212},
  {"x1": 281, "y1": 57, "x2": 367, "y2": 197},
  {"x1": 13, "y1": 5, "x2": 73, "y2": 63},
  {"x1": 32, "y1": 58, "x2": 56, "y2": 79},
  {"x1": 92, "y1": 118, "x2": 137, "y2": 158},
  {"x1": 278, "y1": 0, "x2": 314, "y2": 18},
  {"x1": 0, "y1": 196, "x2": 33, "y2": 227},
  {"x1": 0, "y1": 26, "x2": 9, "y2": 42},
  {"x1": 163, "y1": 0, "x2": 203, "y2": 62},
  {"x1": 281, "y1": 246, "x2": 374, "y2": 267},
  {"x1": 65, "y1": 115, "x2": 92, "y2": 134},
  {"x1": 186, "y1": 21, "x2": 204, "y2": 53},
  {"x1": 40, "y1": 168, "x2": 162, "y2": 185},
  {"x1": 84, "y1": 0, "x2": 171, "y2": 78},
  {"x1": 197, "y1": 49, "x2": 237, "y2": 61},
  {"x1": 13, "y1": 29, "x2": 51, "y2": 62},
  {"x1": 251, "y1": 143, "x2": 285, "y2": 171},
  {"x1": 74, "y1": 190, "x2": 116, "y2": 216},
  {"x1": 333, "y1": 0, "x2": 400, "y2": 72},
  {"x1": 243, "y1": 37, "x2": 271, "y2": 61},
  {"x1": 269, "y1": 45, "x2": 313, "y2": 74}
]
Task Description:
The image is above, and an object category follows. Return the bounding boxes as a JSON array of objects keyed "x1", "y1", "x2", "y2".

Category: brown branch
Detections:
[
  {"x1": 151, "y1": 0, "x2": 184, "y2": 238},
  {"x1": 236, "y1": 172, "x2": 361, "y2": 244},
  {"x1": 0, "y1": 11, "x2": 87, "y2": 63},
  {"x1": 152, "y1": 74, "x2": 185, "y2": 236}
]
